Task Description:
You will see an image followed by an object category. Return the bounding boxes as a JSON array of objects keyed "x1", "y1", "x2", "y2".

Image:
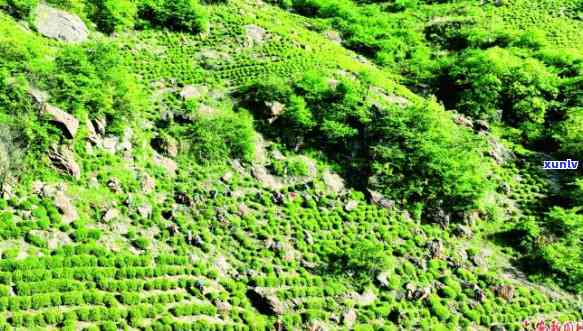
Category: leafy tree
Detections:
[
  {"x1": 188, "y1": 109, "x2": 255, "y2": 164},
  {"x1": 137, "y1": 0, "x2": 209, "y2": 33},
  {"x1": 89, "y1": 0, "x2": 137, "y2": 33}
]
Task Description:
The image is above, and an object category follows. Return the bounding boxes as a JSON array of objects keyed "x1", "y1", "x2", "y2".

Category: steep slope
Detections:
[{"x1": 0, "y1": 0, "x2": 582, "y2": 330}]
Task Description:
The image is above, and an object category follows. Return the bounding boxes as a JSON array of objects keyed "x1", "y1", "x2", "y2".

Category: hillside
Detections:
[{"x1": 0, "y1": 0, "x2": 582, "y2": 330}]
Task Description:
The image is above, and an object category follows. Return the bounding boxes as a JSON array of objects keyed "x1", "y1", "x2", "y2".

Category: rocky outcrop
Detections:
[
  {"x1": 179, "y1": 85, "x2": 208, "y2": 100},
  {"x1": 54, "y1": 190, "x2": 78, "y2": 224},
  {"x1": 141, "y1": 173, "x2": 156, "y2": 193},
  {"x1": 264, "y1": 101, "x2": 285, "y2": 124},
  {"x1": 42, "y1": 104, "x2": 79, "y2": 138},
  {"x1": 48, "y1": 145, "x2": 81, "y2": 179},
  {"x1": 153, "y1": 153, "x2": 178, "y2": 176},
  {"x1": 322, "y1": 171, "x2": 345, "y2": 194},
  {"x1": 347, "y1": 289, "x2": 377, "y2": 306},
  {"x1": 489, "y1": 137, "x2": 515, "y2": 165},
  {"x1": 151, "y1": 135, "x2": 178, "y2": 158},
  {"x1": 247, "y1": 288, "x2": 285, "y2": 316},
  {"x1": 34, "y1": 4, "x2": 88, "y2": 43},
  {"x1": 342, "y1": 309, "x2": 357, "y2": 329},
  {"x1": 324, "y1": 30, "x2": 342, "y2": 44},
  {"x1": 368, "y1": 190, "x2": 394, "y2": 209},
  {"x1": 34, "y1": 182, "x2": 78, "y2": 223},
  {"x1": 102, "y1": 208, "x2": 120, "y2": 223},
  {"x1": 244, "y1": 25, "x2": 267, "y2": 47},
  {"x1": 493, "y1": 285, "x2": 515, "y2": 302}
]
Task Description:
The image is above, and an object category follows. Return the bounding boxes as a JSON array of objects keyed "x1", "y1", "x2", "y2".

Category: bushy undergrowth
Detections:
[
  {"x1": 0, "y1": 2, "x2": 582, "y2": 330},
  {"x1": 187, "y1": 109, "x2": 255, "y2": 164},
  {"x1": 240, "y1": 71, "x2": 497, "y2": 216}
]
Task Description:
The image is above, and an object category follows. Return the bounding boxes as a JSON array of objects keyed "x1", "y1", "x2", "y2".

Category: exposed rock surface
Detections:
[
  {"x1": 324, "y1": 30, "x2": 343, "y2": 43},
  {"x1": 34, "y1": 4, "x2": 88, "y2": 43},
  {"x1": 54, "y1": 190, "x2": 78, "y2": 224},
  {"x1": 489, "y1": 137, "x2": 515, "y2": 165},
  {"x1": 41, "y1": 104, "x2": 79, "y2": 138},
  {"x1": 322, "y1": 171, "x2": 345, "y2": 194},
  {"x1": 153, "y1": 153, "x2": 178, "y2": 176},
  {"x1": 368, "y1": 190, "x2": 394, "y2": 209},
  {"x1": 342, "y1": 309, "x2": 357, "y2": 328},
  {"x1": 247, "y1": 288, "x2": 285, "y2": 315},
  {"x1": 48, "y1": 145, "x2": 81, "y2": 179},
  {"x1": 244, "y1": 25, "x2": 267, "y2": 46},
  {"x1": 180, "y1": 85, "x2": 208, "y2": 100},
  {"x1": 264, "y1": 101, "x2": 285, "y2": 123}
]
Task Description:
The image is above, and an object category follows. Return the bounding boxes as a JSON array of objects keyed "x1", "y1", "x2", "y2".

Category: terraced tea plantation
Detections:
[{"x1": 0, "y1": 0, "x2": 582, "y2": 330}]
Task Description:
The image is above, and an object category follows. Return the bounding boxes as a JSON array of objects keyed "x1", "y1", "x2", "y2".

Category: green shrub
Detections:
[
  {"x1": 89, "y1": 0, "x2": 137, "y2": 33},
  {"x1": 443, "y1": 47, "x2": 559, "y2": 129},
  {"x1": 137, "y1": 0, "x2": 209, "y2": 33},
  {"x1": 368, "y1": 100, "x2": 496, "y2": 214},
  {"x1": 428, "y1": 295, "x2": 450, "y2": 321},
  {"x1": 132, "y1": 237, "x2": 151, "y2": 250},
  {"x1": 188, "y1": 109, "x2": 255, "y2": 164},
  {"x1": 2, "y1": 0, "x2": 39, "y2": 19}
]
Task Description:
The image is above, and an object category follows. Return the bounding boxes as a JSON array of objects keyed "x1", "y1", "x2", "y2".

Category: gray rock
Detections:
[
  {"x1": 153, "y1": 152, "x2": 177, "y2": 176},
  {"x1": 489, "y1": 137, "x2": 515, "y2": 165},
  {"x1": 322, "y1": 171, "x2": 345, "y2": 194},
  {"x1": 34, "y1": 4, "x2": 88, "y2": 43},
  {"x1": 141, "y1": 173, "x2": 156, "y2": 193},
  {"x1": 453, "y1": 224, "x2": 473, "y2": 238},
  {"x1": 48, "y1": 145, "x2": 81, "y2": 179},
  {"x1": 493, "y1": 285, "x2": 514, "y2": 302},
  {"x1": 428, "y1": 240, "x2": 444, "y2": 259},
  {"x1": 54, "y1": 189, "x2": 78, "y2": 224},
  {"x1": 151, "y1": 135, "x2": 178, "y2": 158},
  {"x1": 344, "y1": 200, "x2": 359, "y2": 212},
  {"x1": 102, "y1": 136, "x2": 119, "y2": 154},
  {"x1": 324, "y1": 30, "x2": 342, "y2": 43},
  {"x1": 474, "y1": 119, "x2": 490, "y2": 132},
  {"x1": 179, "y1": 85, "x2": 208, "y2": 100},
  {"x1": 107, "y1": 178, "x2": 121, "y2": 193},
  {"x1": 102, "y1": 208, "x2": 120, "y2": 223},
  {"x1": 368, "y1": 190, "x2": 395, "y2": 209},
  {"x1": 342, "y1": 309, "x2": 357, "y2": 329},
  {"x1": 247, "y1": 288, "x2": 285, "y2": 316},
  {"x1": 376, "y1": 271, "x2": 390, "y2": 288},
  {"x1": 41, "y1": 104, "x2": 79, "y2": 138},
  {"x1": 93, "y1": 117, "x2": 107, "y2": 135},
  {"x1": 264, "y1": 101, "x2": 285, "y2": 124},
  {"x1": 28, "y1": 87, "x2": 49, "y2": 105},
  {"x1": 453, "y1": 113, "x2": 473, "y2": 128},
  {"x1": 349, "y1": 289, "x2": 377, "y2": 306},
  {"x1": 137, "y1": 204, "x2": 152, "y2": 219},
  {"x1": 244, "y1": 25, "x2": 267, "y2": 46}
]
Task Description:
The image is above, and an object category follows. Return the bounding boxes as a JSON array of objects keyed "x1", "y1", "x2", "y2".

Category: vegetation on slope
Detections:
[{"x1": 0, "y1": 0, "x2": 581, "y2": 330}]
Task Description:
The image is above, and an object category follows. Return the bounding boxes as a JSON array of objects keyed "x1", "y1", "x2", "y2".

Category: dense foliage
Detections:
[
  {"x1": 0, "y1": 0, "x2": 581, "y2": 329},
  {"x1": 240, "y1": 73, "x2": 496, "y2": 216}
]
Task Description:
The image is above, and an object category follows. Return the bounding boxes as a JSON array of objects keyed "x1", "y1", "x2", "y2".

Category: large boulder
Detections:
[
  {"x1": 179, "y1": 85, "x2": 208, "y2": 100},
  {"x1": 41, "y1": 104, "x2": 79, "y2": 138},
  {"x1": 246, "y1": 288, "x2": 285, "y2": 316},
  {"x1": 34, "y1": 4, "x2": 88, "y2": 43},
  {"x1": 322, "y1": 171, "x2": 345, "y2": 194},
  {"x1": 244, "y1": 25, "x2": 267, "y2": 47},
  {"x1": 48, "y1": 145, "x2": 81, "y2": 179},
  {"x1": 368, "y1": 189, "x2": 395, "y2": 209},
  {"x1": 54, "y1": 190, "x2": 78, "y2": 224}
]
